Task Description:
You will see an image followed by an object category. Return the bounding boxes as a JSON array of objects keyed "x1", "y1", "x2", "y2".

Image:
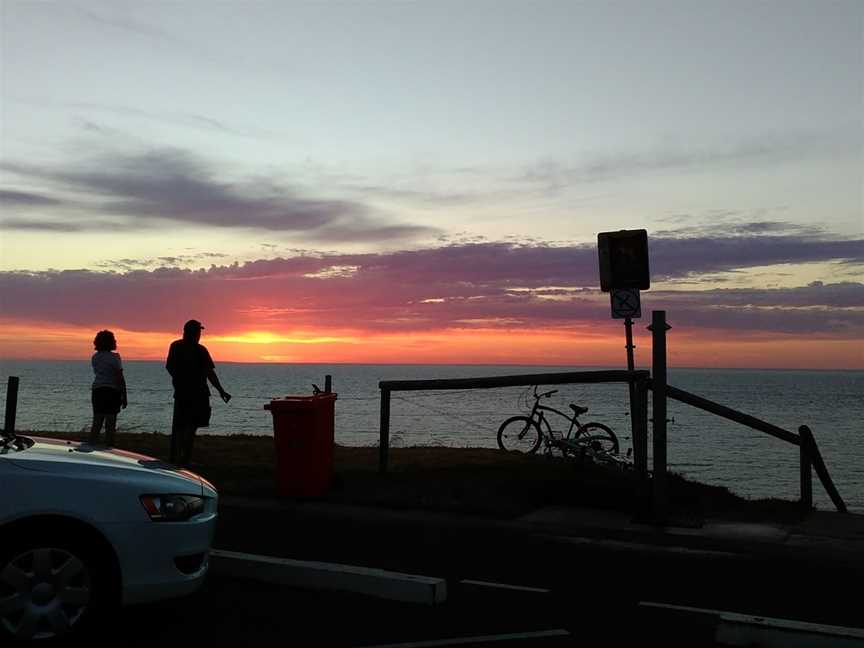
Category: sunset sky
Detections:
[{"x1": 1, "y1": 1, "x2": 862, "y2": 368}]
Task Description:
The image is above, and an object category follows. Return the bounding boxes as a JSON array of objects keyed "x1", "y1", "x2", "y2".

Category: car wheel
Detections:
[{"x1": 0, "y1": 537, "x2": 105, "y2": 641}]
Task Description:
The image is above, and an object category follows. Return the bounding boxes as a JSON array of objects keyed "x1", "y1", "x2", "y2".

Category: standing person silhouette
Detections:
[
  {"x1": 166, "y1": 320, "x2": 231, "y2": 467},
  {"x1": 90, "y1": 330, "x2": 127, "y2": 446}
]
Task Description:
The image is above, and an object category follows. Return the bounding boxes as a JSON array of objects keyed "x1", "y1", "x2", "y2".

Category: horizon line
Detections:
[{"x1": 0, "y1": 357, "x2": 861, "y2": 373}]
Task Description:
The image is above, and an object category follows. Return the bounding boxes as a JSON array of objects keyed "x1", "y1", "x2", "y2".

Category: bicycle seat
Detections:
[{"x1": 569, "y1": 404, "x2": 588, "y2": 415}]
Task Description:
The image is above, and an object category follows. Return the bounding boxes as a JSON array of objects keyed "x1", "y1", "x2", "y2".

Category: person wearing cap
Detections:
[{"x1": 166, "y1": 319, "x2": 231, "y2": 466}]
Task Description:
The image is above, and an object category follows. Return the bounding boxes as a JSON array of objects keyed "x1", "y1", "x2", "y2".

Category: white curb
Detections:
[
  {"x1": 356, "y1": 628, "x2": 571, "y2": 647},
  {"x1": 458, "y1": 579, "x2": 551, "y2": 594},
  {"x1": 211, "y1": 549, "x2": 447, "y2": 605},
  {"x1": 640, "y1": 601, "x2": 864, "y2": 647}
]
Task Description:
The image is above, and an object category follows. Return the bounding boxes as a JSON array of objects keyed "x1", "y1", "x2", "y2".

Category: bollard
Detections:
[
  {"x1": 4, "y1": 376, "x2": 19, "y2": 436},
  {"x1": 649, "y1": 311, "x2": 670, "y2": 524}
]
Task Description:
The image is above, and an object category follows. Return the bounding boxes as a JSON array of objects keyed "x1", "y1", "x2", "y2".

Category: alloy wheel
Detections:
[{"x1": 0, "y1": 547, "x2": 92, "y2": 640}]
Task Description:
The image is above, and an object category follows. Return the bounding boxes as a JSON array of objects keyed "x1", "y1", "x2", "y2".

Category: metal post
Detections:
[
  {"x1": 4, "y1": 376, "x2": 19, "y2": 436},
  {"x1": 633, "y1": 377, "x2": 649, "y2": 478},
  {"x1": 379, "y1": 388, "x2": 391, "y2": 474},
  {"x1": 799, "y1": 425, "x2": 847, "y2": 513},
  {"x1": 632, "y1": 376, "x2": 650, "y2": 518},
  {"x1": 625, "y1": 316, "x2": 642, "y2": 497},
  {"x1": 624, "y1": 317, "x2": 635, "y2": 372},
  {"x1": 324, "y1": 375, "x2": 332, "y2": 393},
  {"x1": 649, "y1": 311, "x2": 670, "y2": 524},
  {"x1": 800, "y1": 432, "x2": 813, "y2": 513}
]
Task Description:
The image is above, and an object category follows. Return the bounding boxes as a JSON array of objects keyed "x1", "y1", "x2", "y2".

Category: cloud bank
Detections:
[{"x1": 1, "y1": 235, "x2": 861, "y2": 341}]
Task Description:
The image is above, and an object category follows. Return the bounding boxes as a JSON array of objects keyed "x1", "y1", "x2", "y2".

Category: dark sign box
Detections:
[{"x1": 597, "y1": 229, "x2": 650, "y2": 292}]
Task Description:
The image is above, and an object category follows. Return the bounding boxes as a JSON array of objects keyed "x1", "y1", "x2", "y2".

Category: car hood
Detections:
[{"x1": 7, "y1": 436, "x2": 213, "y2": 494}]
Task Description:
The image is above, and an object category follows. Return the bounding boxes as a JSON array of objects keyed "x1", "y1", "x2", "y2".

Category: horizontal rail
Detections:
[
  {"x1": 661, "y1": 383, "x2": 800, "y2": 446},
  {"x1": 379, "y1": 370, "x2": 650, "y2": 392},
  {"x1": 657, "y1": 382, "x2": 846, "y2": 513}
]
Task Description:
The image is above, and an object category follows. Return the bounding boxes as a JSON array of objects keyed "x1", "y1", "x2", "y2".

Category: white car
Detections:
[{"x1": 0, "y1": 433, "x2": 218, "y2": 641}]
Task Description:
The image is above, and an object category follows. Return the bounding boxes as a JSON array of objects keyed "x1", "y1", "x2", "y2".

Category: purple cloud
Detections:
[
  {"x1": 651, "y1": 234, "x2": 863, "y2": 280},
  {"x1": 1, "y1": 238, "x2": 861, "y2": 338}
]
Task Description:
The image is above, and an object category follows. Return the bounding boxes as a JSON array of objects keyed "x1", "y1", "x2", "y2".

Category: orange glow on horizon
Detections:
[{"x1": 0, "y1": 319, "x2": 860, "y2": 369}]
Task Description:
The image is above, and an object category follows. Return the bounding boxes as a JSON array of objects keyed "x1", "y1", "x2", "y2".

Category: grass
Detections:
[{"x1": 28, "y1": 430, "x2": 805, "y2": 523}]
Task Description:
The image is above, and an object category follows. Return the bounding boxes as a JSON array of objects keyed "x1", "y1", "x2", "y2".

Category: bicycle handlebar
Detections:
[{"x1": 534, "y1": 389, "x2": 558, "y2": 399}]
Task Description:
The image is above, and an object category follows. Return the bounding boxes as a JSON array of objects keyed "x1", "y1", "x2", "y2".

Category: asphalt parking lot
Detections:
[
  {"x1": 58, "y1": 499, "x2": 864, "y2": 647},
  {"x1": 74, "y1": 572, "x2": 595, "y2": 647},
  {"x1": 64, "y1": 544, "x2": 862, "y2": 648}
]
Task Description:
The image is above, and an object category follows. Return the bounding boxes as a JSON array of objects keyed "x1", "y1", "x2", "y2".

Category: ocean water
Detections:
[{"x1": 1, "y1": 360, "x2": 861, "y2": 513}]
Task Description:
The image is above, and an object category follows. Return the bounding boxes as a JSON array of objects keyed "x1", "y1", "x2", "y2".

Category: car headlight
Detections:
[{"x1": 140, "y1": 494, "x2": 204, "y2": 521}]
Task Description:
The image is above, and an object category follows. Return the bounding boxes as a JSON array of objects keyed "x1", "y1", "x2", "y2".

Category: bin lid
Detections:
[{"x1": 264, "y1": 393, "x2": 337, "y2": 410}]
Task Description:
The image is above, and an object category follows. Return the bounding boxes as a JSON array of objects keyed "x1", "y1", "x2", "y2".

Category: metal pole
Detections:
[
  {"x1": 324, "y1": 375, "x2": 332, "y2": 393},
  {"x1": 624, "y1": 316, "x2": 645, "y2": 508},
  {"x1": 624, "y1": 317, "x2": 635, "y2": 372},
  {"x1": 634, "y1": 378, "x2": 649, "y2": 478},
  {"x1": 800, "y1": 432, "x2": 813, "y2": 513},
  {"x1": 799, "y1": 425, "x2": 847, "y2": 513},
  {"x1": 632, "y1": 376, "x2": 650, "y2": 518},
  {"x1": 625, "y1": 318, "x2": 638, "y2": 457},
  {"x1": 4, "y1": 376, "x2": 19, "y2": 436},
  {"x1": 379, "y1": 388, "x2": 391, "y2": 474},
  {"x1": 649, "y1": 311, "x2": 669, "y2": 524}
]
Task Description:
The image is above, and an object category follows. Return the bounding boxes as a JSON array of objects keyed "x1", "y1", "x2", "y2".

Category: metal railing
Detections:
[
  {"x1": 378, "y1": 370, "x2": 651, "y2": 475},
  {"x1": 376, "y1": 313, "x2": 847, "y2": 518}
]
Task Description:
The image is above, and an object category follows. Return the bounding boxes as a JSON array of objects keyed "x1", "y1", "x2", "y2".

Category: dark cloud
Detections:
[
  {"x1": 0, "y1": 148, "x2": 438, "y2": 241},
  {"x1": 654, "y1": 220, "x2": 824, "y2": 239},
  {"x1": 0, "y1": 190, "x2": 63, "y2": 207},
  {"x1": 642, "y1": 284, "x2": 864, "y2": 336},
  {"x1": 651, "y1": 234, "x2": 864, "y2": 280},
  {"x1": 342, "y1": 184, "x2": 483, "y2": 206},
  {"x1": 515, "y1": 131, "x2": 856, "y2": 189},
  {"x1": 66, "y1": 102, "x2": 247, "y2": 136},
  {"x1": 659, "y1": 282, "x2": 864, "y2": 309},
  {"x1": 93, "y1": 252, "x2": 230, "y2": 271},
  {"x1": 10, "y1": 96, "x2": 290, "y2": 139},
  {"x1": 0, "y1": 218, "x2": 141, "y2": 232},
  {"x1": 71, "y1": 5, "x2": 182, "y2": 44}
]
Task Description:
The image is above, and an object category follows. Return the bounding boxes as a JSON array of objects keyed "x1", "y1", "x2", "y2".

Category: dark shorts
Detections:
[
  {"x1": 92, "y1": 387, "x2": 122, "y2": 415},
  {"x1": 172, "y1": 397, "x2": 211, "y2": 429}
]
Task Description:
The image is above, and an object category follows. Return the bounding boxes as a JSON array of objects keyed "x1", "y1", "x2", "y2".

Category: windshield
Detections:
[{"x1": 0, "y1": 435, "x2": 34, "y2": 455}]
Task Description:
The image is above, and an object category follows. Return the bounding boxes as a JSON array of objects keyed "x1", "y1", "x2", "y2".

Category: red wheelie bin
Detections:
[{"x1": 264, "y1": 392, "x2": 337, "y2": 497}]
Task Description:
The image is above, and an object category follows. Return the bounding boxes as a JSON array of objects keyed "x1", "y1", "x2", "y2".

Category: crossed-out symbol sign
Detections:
[{"x1": 611, "y1": 288, "x2": 641, "y2": 319}]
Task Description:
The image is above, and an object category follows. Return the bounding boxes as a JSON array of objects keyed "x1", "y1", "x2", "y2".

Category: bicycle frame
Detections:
[
  {"x1": 527, "y1": 400, "x2": 585, "y2": 444},
  {"x1": 498, "y1": 386, "x2": 620, "y2": 459}
]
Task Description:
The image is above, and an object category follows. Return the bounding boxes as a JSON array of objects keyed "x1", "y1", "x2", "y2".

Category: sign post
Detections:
[
  {"x1": 599, "y1": 230, "x2": 649, "y2": 371},
  {"x1": 610, "y1": 287, "x2": 641, "y2": 372},
  {"x1": 598, "y1": 229, "x2": 651, "y2": 514},
  {"x1": 598, "y1": 228, "x2": 650, "y2": 372}
]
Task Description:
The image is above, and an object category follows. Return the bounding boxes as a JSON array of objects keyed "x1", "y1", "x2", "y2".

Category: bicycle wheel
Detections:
[
  {"x1": 497, "y1": 416, "x2": 542, "y2": 453},
  {"x1": 575, "y1": 423, "x2": 619, "y2": 455}
]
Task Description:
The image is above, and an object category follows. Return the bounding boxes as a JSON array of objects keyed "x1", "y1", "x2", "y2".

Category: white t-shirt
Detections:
[{"x1": 92, "y1": 351, "x2": 123, "y2": 390}]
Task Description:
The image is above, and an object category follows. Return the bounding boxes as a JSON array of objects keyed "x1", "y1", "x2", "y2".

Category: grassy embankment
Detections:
[{"x1": 33, "y1": 430, "x2": 804, "y2": 523}]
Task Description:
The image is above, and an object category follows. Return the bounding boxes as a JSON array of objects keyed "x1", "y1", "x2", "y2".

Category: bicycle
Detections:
[{"x1": 497, "y1": 385, "x2": 620, "y2": 458}]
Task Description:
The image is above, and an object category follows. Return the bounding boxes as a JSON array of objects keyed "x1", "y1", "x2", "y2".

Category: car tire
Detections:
[{"x1": 0, "y1": 529, "x2": 114, "y2": 642}]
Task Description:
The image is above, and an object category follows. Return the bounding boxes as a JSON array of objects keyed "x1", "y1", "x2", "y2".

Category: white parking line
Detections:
[
  {"x1": 356, "y1": 628, "x2": 571, "y2": 647},
  {"x1": 458, "y1": 579, "x2": 551, "y2": 594},
  {"x1": 211, "y1": 549, "x2": 446, "y2": 605},
  {"x1": 544, "y1": 534, "x2": 743, "y2": 559}
]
